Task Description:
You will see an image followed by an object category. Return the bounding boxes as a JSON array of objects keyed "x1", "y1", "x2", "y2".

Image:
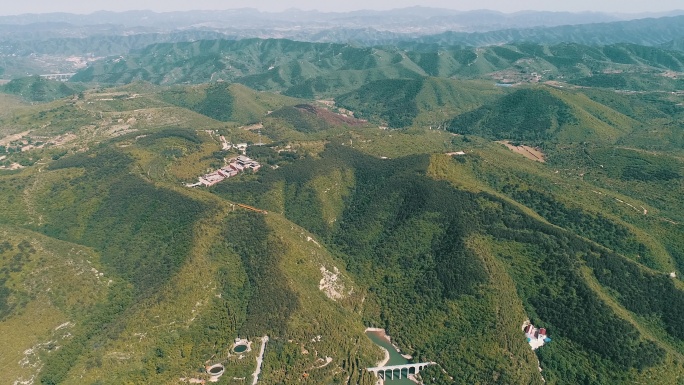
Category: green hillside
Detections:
[
  {"x1": 1, "y1": 76, "x2": 85, "y2": 102},
  {"x1": 0, "y1": 120, "x2": 381, "y2": 384},
  {"x1": 158, "y1": 82, "x2": 301, "y2": 124},
  {"x1": 336, "y1": 78, "x2": 424, "y2": 127},
  {"x1": 1, "y1": 30, "x2": 684, "y2": 385},
  {"x1": 210, "y1": 142, "x2": 684, "y2": 384},
  {"x1": 446, "y1": 86, "x2": 648, "y2": 144},
  {"x1": 70, "y1": 39, "x2": 684, "y2": 98},
  {"x1": 336, "y1": 77, "x2": 502, "y2": 127}
]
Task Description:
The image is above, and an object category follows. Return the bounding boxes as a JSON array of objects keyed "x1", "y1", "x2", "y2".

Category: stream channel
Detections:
[{"x1": 365, "y1": 330, "x2": 415, "y2": 384}]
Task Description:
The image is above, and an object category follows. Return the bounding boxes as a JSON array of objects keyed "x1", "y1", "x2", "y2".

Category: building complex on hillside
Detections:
[{"x1": 186, "y1": 155, "x2": 261, "y2": 187}]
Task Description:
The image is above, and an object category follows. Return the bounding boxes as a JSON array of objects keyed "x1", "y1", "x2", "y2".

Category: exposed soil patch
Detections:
[
  {"x1": 294, "y1": 104, "x2": 366, "y2": 126},
  {"x1": 0, "y1": 130, "x2": 30, "y2": 147},
  {"x1": 498, "y1": 141, "x2": 545, "y2": 162},
  {"x1": 319, "y1": 266, "x2": 349, "y2": 301}
]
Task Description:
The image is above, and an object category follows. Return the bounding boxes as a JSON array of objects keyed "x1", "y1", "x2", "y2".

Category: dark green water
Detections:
[
  {"x1": 233, "y1": 344, "x2": 247, "y2": 353},
  {"x1": 365, "y1": 330, "x2": 415, "y2": 384}
]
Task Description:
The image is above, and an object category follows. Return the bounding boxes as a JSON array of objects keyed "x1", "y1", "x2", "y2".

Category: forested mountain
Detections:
[
  {"x1": 0, "y1": 9, "x2": 683, "y2": 385},
  {"x1": 410, "y1": 15, "x2": 684, "y2": 47},
  {"x1": 0, "y1": 76, "x2": 85, "y2": 101},
  {"x1": 3, "y1": 11, "x2": 684, "y2": 79},
  {"x1": 69, "y1": 38, "x2": 684, "y2": 99}
]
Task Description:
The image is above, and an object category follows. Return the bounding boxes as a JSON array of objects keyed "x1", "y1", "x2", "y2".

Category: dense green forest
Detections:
[
  {"x1": 212, "y1": 144, "x2": 684, "y2": 383},
  {"x1": 1, "y1": 76, "x2": 84, "y2": 102},
  {"x1": 447, "y1": 88, "x2": 576, "y2": 142}
]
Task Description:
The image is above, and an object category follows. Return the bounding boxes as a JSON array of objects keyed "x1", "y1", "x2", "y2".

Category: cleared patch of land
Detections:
[
  {"x1": 0, "y1": 130, "x2": 31, "y2": 147},
  {"x1": 498, "y1": 141, "x2": 545, "y2": 162}
]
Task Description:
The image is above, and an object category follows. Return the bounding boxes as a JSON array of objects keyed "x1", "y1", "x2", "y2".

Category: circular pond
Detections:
[
  {"x1": 207, "y1": 364, "x2": 225, "y2": 376},
  {"x1": 233, "y1": 344, "x2": 248, "y2": 353}
]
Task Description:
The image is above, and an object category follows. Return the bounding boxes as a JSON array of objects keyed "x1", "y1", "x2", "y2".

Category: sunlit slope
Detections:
[
  {"x1": 335, "y1": 77, "x2": 502, "y2": 127},
  {"x1": 157, "y1": 82, "x2": 301, "y2": 124},
  {"x1": 71, "y1": 38, "x2": 684, "y2": 95},
  {"x1": 446, "y1": 86, "x2": 644, "y2": 143},
  {"x1": 0, "y1": 226, "x2": 110, "y2": 385},
  {"x1": 210, "y1": 142, "x2": 684, "y2": 384},
  {"x1": 0, "y1": 122, "x2": 380, "y2": 384}
]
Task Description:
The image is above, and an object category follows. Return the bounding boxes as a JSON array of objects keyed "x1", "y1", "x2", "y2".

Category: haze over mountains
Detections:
[
  {"x1": 3, "y1": 7, "x2": 684, "y2": 79},
  {"x1": 0, "y1": 7, "x2": 683, "y2": 39},
  {"x1": 1, "y1": 7, "x2": 676, "y2": 33}
]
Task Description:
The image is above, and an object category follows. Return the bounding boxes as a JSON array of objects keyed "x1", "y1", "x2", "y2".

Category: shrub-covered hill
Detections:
[
  {"x1": 157, "y1": 82, "x2": 301, "y2": 124},
  {"x1": 446, "y1": 86, "x2": 645, "y2": 144},
  {"x1": 1, "y1": 64, "x2": 683, "y2": 385},
  {"x1": 1, "y1": 76, "x2": 85, "y2": 102},
  {"x1": 0, "y1": 136, "x2": 381, "y2": 384},
  {"x1": 211, "y1": 143, "x2": 684, "y2": 384},
  {"x1": 335, "y1": 77, "x2": 502, "y2": 128},
  {"x1": 70, "y1": 38, "x2": 684, "y2": 96},
  {"x1": 267, "y1": 103, "x2": 368, "y2": 133}
]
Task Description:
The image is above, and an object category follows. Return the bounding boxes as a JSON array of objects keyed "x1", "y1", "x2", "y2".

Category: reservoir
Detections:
[{"x1": 365, "y1": 330, "x2": 415, "y2": 384}]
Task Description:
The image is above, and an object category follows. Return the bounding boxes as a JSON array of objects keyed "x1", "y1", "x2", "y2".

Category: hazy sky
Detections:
[{"x1": 1, "y1": 0, "x2": 683, "y2": 15}]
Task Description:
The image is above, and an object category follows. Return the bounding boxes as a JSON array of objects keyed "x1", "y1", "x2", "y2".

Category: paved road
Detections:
[{"x1": 252, "y1": 335, "x2": 269, "y2": 385}]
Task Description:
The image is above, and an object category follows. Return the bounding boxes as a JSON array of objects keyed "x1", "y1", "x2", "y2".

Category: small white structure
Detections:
[
  {"x1": 235, "y1": 143, "x2": 248, "y2": 154},
  {"x1": 523, "y1": 321, "x2": 550, "y2": 350}
]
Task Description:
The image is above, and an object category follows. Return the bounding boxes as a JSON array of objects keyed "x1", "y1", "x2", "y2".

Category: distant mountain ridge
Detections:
[
  {"x1": 0, "y1": 8, "x2": 631, "y2": 33},
  {"x1": 1, "y1": 12, "x2": 683, "y2": 59},
  {"x1": 70, "y1": 38, "x2": 684, "y2": 97},
  {"x1": 0, "y1": 8, "x2": 682, "y2": 43},
  {"x1": 2, "y1": 9, "x2": 684, "y2": 79},
  {"x1": 411, "y1": 15, "x2": 684, "y2": 47}
]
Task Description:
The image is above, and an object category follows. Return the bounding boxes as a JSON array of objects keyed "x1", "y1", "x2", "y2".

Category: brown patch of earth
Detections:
[
  {"x1": 498, "y1": 141, "x2": 545, "y2": 162},
  {"x1": 295, "y1": 104, "x2": 366, "y2": 126}
]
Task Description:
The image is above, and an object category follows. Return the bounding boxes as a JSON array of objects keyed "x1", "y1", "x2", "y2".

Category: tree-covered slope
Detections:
[
  {"x1": 210, "y1": 143, "x2": 684, "y2": 384},
  {"x1": 446, "y1": 87, "x2": 646, "y2": 143},
  {"x1": 1, "y1": 76, "x2": 84, "y2": 102},
  {"x1": 1, "y1": 45, "x2": 683, "y2": 385},
  {"x1": 71, "y1": 38, "x2": 684, "y2": 101},
  {"x1": 335, "y1": 77, "x2": 502, "y2": 127},
  {"x1": 0, "y1": 127, "x2": 382, "y2": 384},
  {"x1": 157, "y1": 82, "x2": 301, "y2": 124}
]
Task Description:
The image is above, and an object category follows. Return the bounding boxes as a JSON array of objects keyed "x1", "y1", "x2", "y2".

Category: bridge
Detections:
[
  {"x1": 39, "y1": 73, "x2": 76, "y2": 82},
  {"x1": 367, "y1": 362, "x2": 436, "y2": 380}
]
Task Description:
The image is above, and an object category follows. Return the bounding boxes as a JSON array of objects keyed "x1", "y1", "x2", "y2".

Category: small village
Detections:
[{"x1": 522, "y1": 321, "x2": 551, "y2": 350}]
